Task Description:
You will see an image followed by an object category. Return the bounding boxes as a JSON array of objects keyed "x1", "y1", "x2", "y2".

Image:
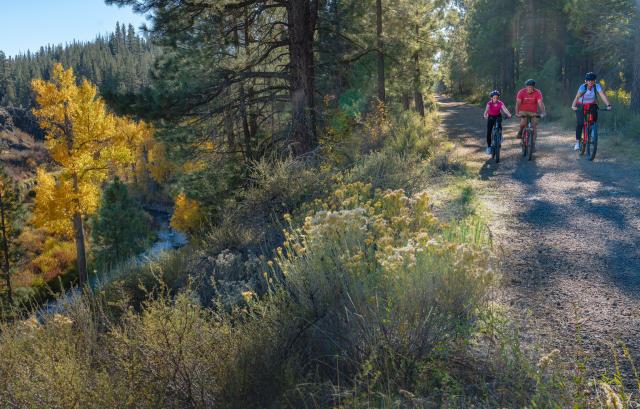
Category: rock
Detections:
[{"x1": 0, "y1": 107, "x2": 14, "y2": 131}]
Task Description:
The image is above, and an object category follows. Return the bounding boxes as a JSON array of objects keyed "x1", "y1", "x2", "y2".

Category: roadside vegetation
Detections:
[{"x1": 1, "y1": 0, "x2": 640, "y2": 407}]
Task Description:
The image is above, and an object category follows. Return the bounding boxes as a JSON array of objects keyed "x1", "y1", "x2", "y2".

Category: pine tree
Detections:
[
  {"x1": 92, "y1": 177, "x2": 152, "y2": 266},
  {"x1": 0, "y1": 166, "x2": 22, "y2": 305}
]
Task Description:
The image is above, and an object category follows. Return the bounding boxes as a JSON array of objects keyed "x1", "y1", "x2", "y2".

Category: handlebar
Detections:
[
  {"x1": 572, "y1": 105, "x2": 612, "y2": 111},
  {"x1": 516, "y1": 114, "x2": 543, "y2": 118}
]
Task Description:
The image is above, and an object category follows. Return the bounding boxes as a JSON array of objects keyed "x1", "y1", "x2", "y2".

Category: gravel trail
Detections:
[{"x1": 438, "y1": 97, "x2": 640, "y2": 375}]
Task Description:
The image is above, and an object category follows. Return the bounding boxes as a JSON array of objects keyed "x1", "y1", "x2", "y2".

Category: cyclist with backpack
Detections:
[
  {"x1": 571, "y1": 72, "x2": 612, "y2": 151},
  {"x1": 483, "y1": 90, "x2": 512, "y2": 155}
]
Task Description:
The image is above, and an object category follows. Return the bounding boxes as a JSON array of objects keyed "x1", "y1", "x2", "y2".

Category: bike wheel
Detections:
[
  {"x1": 521, "y1": 131, "x2": 528, "y2": 157},
  {"x1": 588, "y1": 124, "x2": 598, "y2": 161},
  {"x1": 580, "y1": 130, "x2": 587, "y2": 156},
  {"x1": 492, "y1": 131, "x2": 500, "y2": 163},
  {"x1": 527, "y1": 129, "x2": 534, "y2": 161}
]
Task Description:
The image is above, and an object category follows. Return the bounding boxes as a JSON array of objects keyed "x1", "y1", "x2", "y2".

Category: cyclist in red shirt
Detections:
[
  {"x1": 516, "y1": 79, "x2": 546, "y2": 139},
  {"x1": 483, "y1": 90, "x2": 512, "y2": 155}
]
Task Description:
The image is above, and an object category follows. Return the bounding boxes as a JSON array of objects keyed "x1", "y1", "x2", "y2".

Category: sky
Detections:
[{"x1": 0, "y1": 0, "x2": 147, "y2": 57}]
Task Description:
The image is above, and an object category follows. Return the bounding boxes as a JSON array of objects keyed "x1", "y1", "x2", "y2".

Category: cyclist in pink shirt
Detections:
[{"x1": 483, "y1": 90, "x2": 512, "y2": 155}]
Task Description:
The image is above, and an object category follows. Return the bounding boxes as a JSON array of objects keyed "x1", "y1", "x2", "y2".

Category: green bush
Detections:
[{"x1": 279, "y1": 183, "x2": 495, "y2": 395}]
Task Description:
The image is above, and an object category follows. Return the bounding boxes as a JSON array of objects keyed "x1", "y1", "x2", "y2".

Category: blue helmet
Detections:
[
  {"x1": 525, "y1": 79, "x2": 536, "y2": 86},
  {"x1": 585, "y1": 72, "x2": 597, "y2": 81},
  {"x1": 490, "y1": 90, "x2": 500, "y2": 97}
]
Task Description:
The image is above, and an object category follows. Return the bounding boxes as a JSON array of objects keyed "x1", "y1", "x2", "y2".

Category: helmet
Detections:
[
  {"x1": 525, "y1": 79, "x2": 536, "y2": 86},
  {"x1": 585, "y1": 72, "x2": 597, "y2": 81},
  {"x1": 490, "y1": 90, "x2": 500, "y2": 97}
]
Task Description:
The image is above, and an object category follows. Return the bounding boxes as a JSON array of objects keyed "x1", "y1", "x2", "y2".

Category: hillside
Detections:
[{"x1": 0, "y1": 129, "x2": 47, "y2": 180}]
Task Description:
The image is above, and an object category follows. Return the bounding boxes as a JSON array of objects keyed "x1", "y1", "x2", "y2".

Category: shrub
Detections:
[
  {"x1": 345, "y1": 150, "x2": 417, "y2": 192},
  {"x1": 278, "y1": 182, "x2": 495, "y2": 393}
]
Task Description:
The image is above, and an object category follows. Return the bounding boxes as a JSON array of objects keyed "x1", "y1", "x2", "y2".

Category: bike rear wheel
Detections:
[
  {"x1": 527, "y1": 128, "x2": 534, "y2": 161},
  {"x1": 587, "y1": 124, "x2": 598, "y2": 161}
]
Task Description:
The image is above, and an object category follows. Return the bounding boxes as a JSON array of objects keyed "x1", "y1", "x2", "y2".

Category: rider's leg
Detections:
[
  {"x1": 518, "y1": 117, "x2": 527, "y2": 138},
  {"x1": 575, "y1": 109, "x2": 584, "y2": 141},
  {"x1": 486, "y1": 117, "x2": 495, "y2": 147}
]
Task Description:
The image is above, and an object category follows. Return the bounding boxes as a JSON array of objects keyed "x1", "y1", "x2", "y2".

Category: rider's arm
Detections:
[
  {"x1": 483, "y1": 104, "x2": 489, "y2": 119},
  {"x1": 515, "y1": 99, "x2": 521, "y2": 116},
  {"x1": 571, "y1": 91, "x2": 581, "y2": 110},
  {"x1": 501, "y1": 105, "x2": 512, "y2": 117},
  {"x1": 598, "y1": 89, "x2": 612, "y2": 108},
  {"x1": 538, "y1": 98, "x2": 546, "y2": 117}
]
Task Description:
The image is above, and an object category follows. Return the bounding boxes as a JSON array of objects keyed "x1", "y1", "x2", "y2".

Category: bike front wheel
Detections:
[
  {"x1": 527, "y1": 129, "x2": 534, "y2": 161},
  {"x1": 587, "y1": 124, "x2": 598, "y2": 161},
  {"x1": 492, "y1": 131, "x2": 501, "y2": 163},
  {"x1": 521, "y1": 131, "x2": 528, "y2": 157}
]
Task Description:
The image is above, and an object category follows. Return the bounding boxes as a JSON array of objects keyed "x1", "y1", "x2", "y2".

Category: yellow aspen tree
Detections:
[
  {"x1": 32, "y1": 64, "x2": 137, "y2": 285},
  {"x1": 170, "y1": 192, "x2": 202, "y2": 234}
]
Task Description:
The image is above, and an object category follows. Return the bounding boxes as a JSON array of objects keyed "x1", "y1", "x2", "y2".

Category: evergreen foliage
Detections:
[
  {"x1": 442, "y1": 0, "x2": 640, "y2": 110},
  {"x1": 92, "y1": 178, "x2": 152, "y2": 267},
  {"x1": 0, "y1": 23, "x2": 157, "y2": 109},
  {"x1": 0, "y1": 166, "x2": 22, "y2": 304}
]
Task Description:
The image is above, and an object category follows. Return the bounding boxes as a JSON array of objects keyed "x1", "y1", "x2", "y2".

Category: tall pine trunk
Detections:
[
  {"x1": 287, "y1": 0, "x2": 318, "y2": 154},
  {"x1": 413, "y1": 23, "x2": 424, "y2": 117},
  {"x1": 0, "y1": 192, "x2": 12, "y2": 304},
  {"x1": 72, "y1": 173, "x2": 88, "y2": 286},
  {"x1": 631, "y1": 1, "x2": 640, "y2": 113},
  {"x1": 376, "y1": 0, "x2": 385, "y2": 104}
]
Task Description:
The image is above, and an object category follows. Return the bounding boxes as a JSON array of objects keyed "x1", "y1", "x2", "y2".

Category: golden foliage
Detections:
[
  {"x1": 31, "y1": 63, "x2": 146, "y2": 231},
  {"x1": 32, "y1": 238, "x2": 76, "y2": 282},
  {"x1": 170, "y1": 192, "x2": 203, "y2": 233}
]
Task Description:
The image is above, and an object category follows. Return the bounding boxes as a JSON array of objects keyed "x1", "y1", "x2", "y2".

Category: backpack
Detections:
[{"x1": 578, "y1": 83, "x2": 601, "y2": 104}]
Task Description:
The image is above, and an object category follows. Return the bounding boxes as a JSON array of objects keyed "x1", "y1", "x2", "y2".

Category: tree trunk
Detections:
[
  {"x1": 525, "y1": 1, "x2": 536, "y2": 68},
  {"x1": 631, "y1": 2, "x2": 640, "y2": 113},
  {"x1": 402, "y1": 93, "x2": 411, "y2": 110},
  {"x1": 413, "y1": 53, "x2": 424, "y2": 117},
  {"x1": 376, "y1": 0, "x2": 385, "y2": 104},
  {"x1": 0, "y1": 193, "x2": 12, "y2": 305},
  {"x1": 72, "y1": 173, "x2": 88, "y2": 286},
  {"x1": 287, "y1": 0, "x2": 318, "y2": 154},
  {"x1": 239, "y1": 84, "x2": 253, "y2": 160}
]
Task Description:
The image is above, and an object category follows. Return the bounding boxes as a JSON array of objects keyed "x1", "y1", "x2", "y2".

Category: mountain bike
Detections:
[
  {"x1": 578, "y1": 104, "x2": 610, "y2": 161},
  {"x1": 518, "y1": 114, "x2": 541, "y2": 161},
  {"x1": 490, "y1": 116, "x2": 510, "y2": 163}
]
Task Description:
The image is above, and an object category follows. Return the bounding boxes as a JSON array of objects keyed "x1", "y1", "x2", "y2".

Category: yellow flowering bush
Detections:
[{"x1": 277, "y1": 181, "x2": 494, "y2": 386}]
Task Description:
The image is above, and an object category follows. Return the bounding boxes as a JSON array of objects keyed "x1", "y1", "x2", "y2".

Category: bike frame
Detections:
[
  {"x1": 580, "y1": 103, "x2": 596, "y2": 149},
  {"x1": 522, "y1": 116, "x2": 535, "y2": 149}
]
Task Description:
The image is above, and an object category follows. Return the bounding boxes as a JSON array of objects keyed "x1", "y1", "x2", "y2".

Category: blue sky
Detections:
[{"x1": 0, "y1": 0, "x2": 147, "y2": 57}]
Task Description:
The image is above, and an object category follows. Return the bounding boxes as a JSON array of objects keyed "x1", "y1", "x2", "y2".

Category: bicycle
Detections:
[
  {"x1": 577, "y1": 104, "x2": 610, "y2": 161},
  {"x1": 518, "y1": 114, "x2": 541, "y2": 161},
  {"x1": 490, "y1": 115, "x2": 510, "y2": 163}
]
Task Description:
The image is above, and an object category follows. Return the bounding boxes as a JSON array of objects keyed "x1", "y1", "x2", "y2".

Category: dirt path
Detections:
[{"x1": 438, "y1": 97, "x2": 640, "y2": 375}]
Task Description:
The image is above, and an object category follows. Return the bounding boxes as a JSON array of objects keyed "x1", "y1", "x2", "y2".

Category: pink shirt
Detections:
[
  {"x1": 516, "y1": 88, "x2": 543, "y2": 113},
  {"x1": 486, "y1": 100, "x2": 504, "y2": 116}
]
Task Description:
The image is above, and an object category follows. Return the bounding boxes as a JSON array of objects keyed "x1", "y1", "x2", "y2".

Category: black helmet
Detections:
[
  {"x1": 525, "y1": 79, "x2": 536, "y2": 86},
  {"x1": 585, "y1": 72, "x2": 597, "y2": 81},
  {"x1": 490, "y1": 90, "x2": 500, "y2": 97}
]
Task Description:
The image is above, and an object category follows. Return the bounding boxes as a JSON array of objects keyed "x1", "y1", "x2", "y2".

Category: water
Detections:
[{"x1": 36, "y1": 209, "x2": 187, "y2": 318}]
